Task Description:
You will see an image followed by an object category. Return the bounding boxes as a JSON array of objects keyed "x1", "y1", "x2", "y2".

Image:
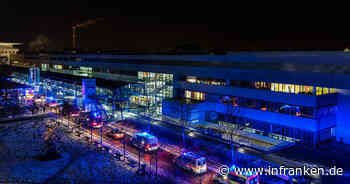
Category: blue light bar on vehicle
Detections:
[{"x1": 137, "y1": 132, "x2": 156, "y2": 139}]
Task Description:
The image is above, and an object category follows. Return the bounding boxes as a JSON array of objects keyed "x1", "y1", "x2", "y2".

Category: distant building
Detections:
[
  {"x1": 0, "y1": 42, "x2": 22, "y2": 64},
  {"x1": 9, "y1": 51, "x2": 350, "y2": 150}
]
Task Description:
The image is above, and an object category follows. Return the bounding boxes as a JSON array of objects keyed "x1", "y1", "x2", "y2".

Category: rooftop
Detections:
[
  {"x1": 0, "y1": 42, "x2": 23, "y2": 47},
  {"x1": 29, "y1": 51, "x2": 350, "y2": 65}
]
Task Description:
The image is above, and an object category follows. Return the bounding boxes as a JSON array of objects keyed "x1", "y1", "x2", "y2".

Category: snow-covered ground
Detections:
[{"x1": 0, "y1": 118, "x2": 172, "y2": 184}]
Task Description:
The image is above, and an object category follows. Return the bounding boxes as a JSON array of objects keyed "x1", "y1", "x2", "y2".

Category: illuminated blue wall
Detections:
[
  {"x1": 162, "y1": 100, "x2": 204, "y2": 122},
  {"x1": 336, "y1": 93, "x2": 350, "y2": 144}
]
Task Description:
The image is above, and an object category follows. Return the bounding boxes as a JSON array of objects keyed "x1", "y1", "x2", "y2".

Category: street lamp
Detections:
[
  {"x1": 123, "y1": 135, "x2": 126, "y2": 161},
  {"x1": 155, "y1": 149, "x2": 158, "y2": 179},
  {"x1": 100, "y1": 125, "x2": 103, "y2": 145}
]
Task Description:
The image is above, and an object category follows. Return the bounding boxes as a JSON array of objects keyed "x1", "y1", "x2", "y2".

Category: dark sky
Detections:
[{"x1": 1, "y1": 2, "x2": 349, "y2": 51}]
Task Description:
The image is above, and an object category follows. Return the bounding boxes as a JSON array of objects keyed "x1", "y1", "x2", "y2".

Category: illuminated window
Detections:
[
  {"x1": 194, "y1": 92, "x2": 200, "y2": 100},
  {"x1": 185, "y1": 90, "x2": 191, "y2": 99},
  {"x1": 330, "y1": 88, "x2": 337, "y2": 93},
  {"x1": 295, "y1": 85, "x2": 300, "y2": 94},
  {"x1": 54, "y1": 65, "x2": 62, "y2": 70},
  {"x1": 138, "y1": 72, "x2": 143, "y2": 80},
  {"x1": 285, "y1": 84, "x2": 294, "y2": 93},
  {"x1": 282, "y1": 84, "x2": 286, "y2": 93},
  {"x1": 278, "y1": 83, "x2": 282, "y2": 92},
  {"x1": 316, "y1": 87, "x2": 322, "y2": 96},
  {"x1": 255, "y1": 81, "x2": 260, "y2": 88},
  {"x1": 271, "y1": 83, "x2": 276, "y2": 91},
  {"x1": 185, "y1": 90, "x2": 205, "y2": 101},
  {"x1": 323, "y1": 88, "x2": 329, "y2": 95}
]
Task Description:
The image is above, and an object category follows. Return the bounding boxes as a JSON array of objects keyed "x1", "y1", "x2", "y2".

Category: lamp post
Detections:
[
  {"x1": 100, "y1": 125, "x2": 103, "y2": 145},
  {"x1": 55, "y1": 107, "x2": 59, "y2": 126},
  {"x1": 155, "y1": 149, "x2": 158, "y2": 179},
  {"x1": 67, "y1": 112, "x2": 70, "y2": 130},
  {"x1": 60, "y1": 106, "x2": 63, "y2": 127},
  {"x1": 90, "y1": 126, "x2": 93, "y2": 144},
  {"x1": 123, "y1": 136, "x2": 126, "y2": 161},
  {"x1": 138, "y1": 149, "x2": 141, "y2": 169}
]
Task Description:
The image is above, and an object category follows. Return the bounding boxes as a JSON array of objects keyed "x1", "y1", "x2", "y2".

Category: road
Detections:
[
  {"x1": 60, "y1": 118, "x2": 217, "y2": 184},
  {"x1": 110, "y1": 117, "x2": 322, "y2": 183}
]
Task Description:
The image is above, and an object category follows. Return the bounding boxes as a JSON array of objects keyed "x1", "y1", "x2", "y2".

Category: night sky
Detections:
[{"x1": 1, "y1": 2, "x2": 349, "y2": 51}]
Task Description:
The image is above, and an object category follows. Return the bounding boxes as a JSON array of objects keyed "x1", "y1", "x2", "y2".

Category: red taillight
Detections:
[
  {"x1": 92, "y1": 122, "x2": 97, "y2": 126},
  {"x1": 146, "y1": 144, "x2": 150, "y2": 148}
]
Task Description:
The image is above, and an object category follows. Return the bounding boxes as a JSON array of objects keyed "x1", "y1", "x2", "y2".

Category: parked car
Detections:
[{"x1": 107, "y1": 128, "x2": 125, "y2": 139}]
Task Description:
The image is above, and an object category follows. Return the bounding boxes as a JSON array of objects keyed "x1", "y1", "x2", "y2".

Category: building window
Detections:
[
  {"x1": 54, "y1": 65, "x2": 62, "y2": 70},
  {"x1": 316, "y1": 87, "x2": 322, "y2": 96},
  {"x1": 185, "y1": 90, "x2": 205, "y2": 101}
]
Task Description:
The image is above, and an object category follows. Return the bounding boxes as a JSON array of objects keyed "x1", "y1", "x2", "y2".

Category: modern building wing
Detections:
[
  {"x1": 0, "y1": 42, "x2": 22, "y2": 65},
  {"x1": 10, "y1": 51, "x2": 350, "y2": 149}
]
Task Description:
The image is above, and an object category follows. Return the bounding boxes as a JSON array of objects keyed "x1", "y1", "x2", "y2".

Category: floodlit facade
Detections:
[
  {"x1": 10, "y1": 51, "x2": 350, "y2": 148},
  {"x1": 0, "y1": 42, "x2": 22, "y2": 64}
]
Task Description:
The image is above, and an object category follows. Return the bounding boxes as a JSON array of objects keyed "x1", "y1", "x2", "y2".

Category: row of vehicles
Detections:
[
  {"x1": 106, "y1": 126, "x2": 208, "y2": 175},
  {"x1": 130, "y1": 132, "x2": 208, "y2": 175},
  {"x1": 62, "y1": 105, "x2": 209, "y2": 176},
  {"x1": 41, "y1": 99, "x2": 260, "y2": 181}
]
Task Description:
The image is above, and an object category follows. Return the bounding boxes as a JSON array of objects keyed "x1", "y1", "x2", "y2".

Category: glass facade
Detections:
[
  {"x1": 138, "y1": 71, "x2": 173, "y2": 82},
  {"x1": 129, "y1": 71, "x2": 174, "y2": 118}
]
